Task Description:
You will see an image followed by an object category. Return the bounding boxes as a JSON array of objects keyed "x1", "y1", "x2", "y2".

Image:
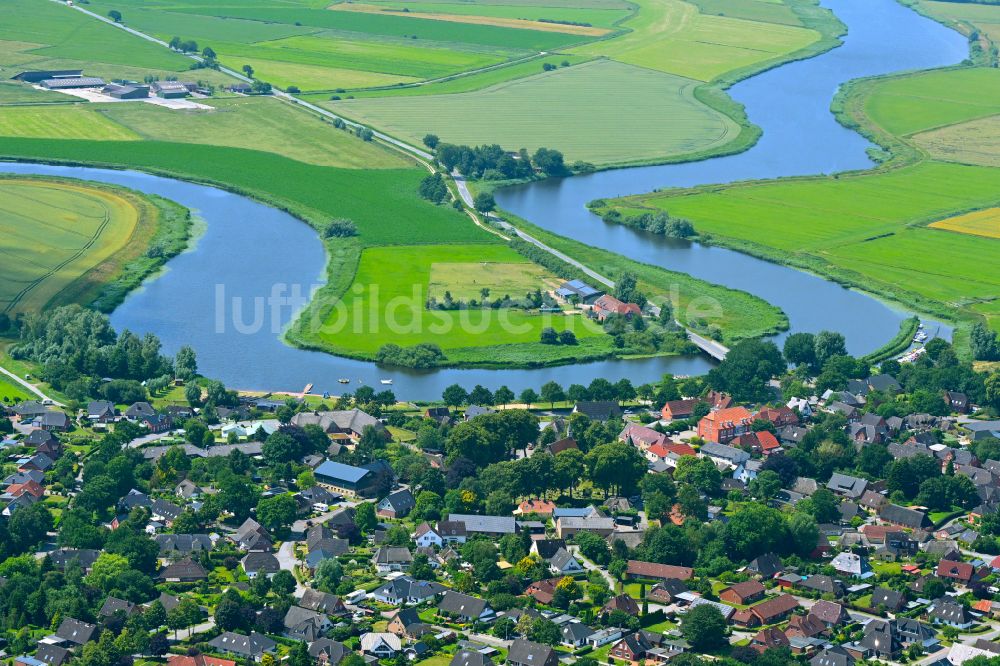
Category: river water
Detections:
[{"x1": 0, "y1": 0, "x2": 968, "y2": 399}]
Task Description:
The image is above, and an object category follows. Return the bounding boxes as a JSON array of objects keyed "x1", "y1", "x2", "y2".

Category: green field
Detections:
[
  {"x1": 0, "y1": 373, "x2": 31, "y2": 405},
  {"x1": 602, "y1": 66, "x2": 1000, "y2": 337},
  {"x1": 914, "y1": 114, "x2": 1000, "y2": 167},
  {"x1": 571, "y1": 0, "x2": 821, "y2": 82},
  {"x1": 0, "y1": 178, "x2": 144, "y2": 314},
  {"x1": 0, "y1": 0, "x2": 230, "y2": 85},
  {"x1": 353, "y1": 0, "x2": 632, "y2": 28},
  {"x1": 334, "y1": 59, "x2": 741, "y2": 165},
  {"x1": 313, "y1": 244, "x2": 605, "y2": 358}
]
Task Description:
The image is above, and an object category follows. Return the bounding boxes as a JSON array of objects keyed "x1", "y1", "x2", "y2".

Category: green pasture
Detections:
[
  {"x1": 333, "y1": 59, "x2": 741, "y2": 165},
  {"x1": 571, "y1": 0, "x2": 820, "y2": 81},
  {"x1": 0, "y1": 373, "x2": 31, "y2": 405},
  {"x1": 94, "y1": 97, "x2": 409, "y2": 169},
  {"x1": 0, "y1": 137, "x2": 489, "y2": 247},
  {"x1": 0, "y1": 81, "x2": 66, "y2": 105},
  {"x1": 684, "y1": 0, "x2": 805, "y2": 26},
  {"x1": 316, "y1": 244, "x2": 605, "y2": 355},
  {"x1": 168, "y1": 5, "x2": 584, "y2": 51},
  {"x1": 915, "y1": 0, "x2": 1000, "y2": 42},
  {"x1": 0, "y1": 105, "x2": 139, "y2": 141},
  {"x1": 0, "y1": 178, "x2": 142, "y2": 314},
  {"x1": 219, "y1": 56, "x2": 419, "y2": 91},
  {"x1": 863, "y1": 68, "x2": 1000, "y2": 136}
]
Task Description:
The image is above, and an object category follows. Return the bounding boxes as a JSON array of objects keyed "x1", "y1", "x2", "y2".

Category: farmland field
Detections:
[
  {"x1": 428, "y1": 260, "x2": 556, "y2": 301},
  {"x1": 314, "y1": 244, "x2": 605, "y2": 357},
  {"x1": 930, "y1": 208, "x2": 1000, "y2": 239},
  {"x1": 351, "y1": 0, "x2": 632, "y2": 28},
  {"x1": 0, "y1": 106, "x2": 140, "y2": 141},
  {"x1": 0, "y1": 178, "x2": 144, "y2": 315},
  {"x1": 333, "y1": 59, "x2": 742, "y2": 165},
  {"x1": 0, "y1": 373, "x2": 31, "y2": 405},
  {"x1": 913, "y1": 114, "x2": 1000, "y2": 167}
]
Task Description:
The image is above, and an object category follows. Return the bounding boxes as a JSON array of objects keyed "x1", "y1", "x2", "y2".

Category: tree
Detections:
[
  {"x1": 532, "y1": 148, "x2": 566, "y2": 176},
  {"x1": 636, "y1": 525, "x2": 696, "y2": 566},
  {"x1": 540, "y1": 381, "x2": 565, "y2": 407},
  {"x1": 108, "y1": 10, "x2": 122, "y2": 22},
  {"x1": 815, "y1": 330, "x2": 848, "y2": 367},
  {"x1": 315, "y1": 558, "x2": 343, "y2": 593},
  {"x1": 673, "y1": 456, "x2": 721, "y2": 495},
  {"x1": 971, "y1": 322, "x2": 1000, "y2": 361},
  {"x1": 707, "y1": 338, "x2": 786, "y2": 402},
  {"x1": 174, "y1": 345, "x2": 198, "y2": 380},
  {"x1": 354, "y1": 502, "x2": 377, "y2": 533},
  {"x1": 614, "y1": 271, "x2": 645, "y2": 307},
  {"x1": 423, "y1": 134, "x2": 440, "y2": 149},
  {"x1": 202, "y1": 46, "x2": 217, "y2": 60},
  {"x1": 474, "y1": 192, "x2": 496, "y2": 213},
  {"x1": 519, "y1": 388, "x2": 538, "y2": 408},
  {"x1": 749, "y1": 470, "x2": 781, "y2": 500},
  {"x1": 272, "y1": 569, "x2": 296, "y2": 596},
  {"x1": 723, "y1": 504, "x2": 788, "y2": 561},
  {"x1": 783, "y1": 332, "x2": 817, "y2": 370},
  {"x1": 242, "y1": 64, "x2": 254, "y2": 78},
  {"x1": 797, "y1": 488, "x2": 840, "y2": 524},
  {"x1": 494, "y1": 386, "x2": 515, "y2": 408},
  {"x1": 586, "y1": 442, "x2": 647, "y2": 497},
  {"x1": 256, "y1": 494, "x2": 297, "y2": 531},
  {"x1": 540, "y1": 327, "x2": 559, "y2": 345},
  {"x1": 681, "y1": 604, "x2": 728, "y2": 651},
  {"x1": 442, "y1": 384, "x2": 468, "y2": 407},
  {"x1": 575, "y1": 531, "x2": 611, "y2": 565},
  {"x1": 469, "y1": 385, "x2": 494, "y2": 406},
  {"x1": 419, "y1": 173, "x2": 448, "y2": 204}
]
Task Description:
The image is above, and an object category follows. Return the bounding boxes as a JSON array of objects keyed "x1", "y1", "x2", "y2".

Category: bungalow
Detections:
[
  {"x1": 786, "y1": 614, "x2": 827, "y2": 640},
  {"x1": 826, "y1": 473, "x2": 868, "y2": 499},
  {"x1": 603, "y1": 594, "x2": 640, "y2": 616},
  {"x1": 283, "y1": 605, "x2": 333, "y2": 642},
  {"x1": 751, "y1": 628, "x2": 789, "y2": 654},
  {"x1": 372, "y1": 547, "x2": 413, "y2": 573},
  {"x1": 34, "y1": 645, "x2": 72, "y2": 666},
  {"x1": 740, "y1": 594, "x2": 799, "y2": 628},
  {"x1": 561, "y1": 622, "x2": 596, "y2": 648},
  {"x1": 927, "y1": 599, "x2": 973, "y2": 629},
  {"x1": 451, "y1": 651, "x2": 494, "y2": 666},
  {"x1": 525, "y1": 578, "x2": 559, "y2": 605},
  {"x1": 154, "y1": 534, "x2": 213, "y2": 558},
  {"x1": 241, "y1": 552, "x2": 280, "y2": 579},
  {"x1": 508, "y1": 640, "x2": 559, "y2": 666},
  {"x1": 879, "y1": 504, "x2": 930, "y2": 530},
  {"x1": 871, "y1": 587, "x2": 906, "y2": 612},
  {"x1": 719, "y1": 580, "x2": 766, "y2": 606},
  {"x1": 233, "y1": 518, "x2": 272, "y2": 551},
  {"x1": 699, "y1": 441, "x2": 751, "y2": 468},
  {"x1": 299, "y1": 589, "x2": 345, "y2": 615},
  {"x1": 747, "y1": 553, "x2": 784, "y2": 579},
  {"x1": 555, "y1": 514, "x2": 615, "y2": 539},
  {"x1": 573, "y1": 401, "x2": 622, "y2": 421},
  {"x1": 372, "y1": 576, "x2": 446, "y2": 605},
  {"x1": 647, "y1": 579, "x2": 689, "y2": 603},
  {"x1": 437, "y1": 591, "x2": 493, "y2": 622},
  {"x1": 437, "y1": 520, "x2": 469, "y2": 543},
  {"x1": 797, "y1": 575, "x2": 845, "y2": 597},
  {"x1": 158, "y1": 557, "x2": 207, "y2": 582},
  {"x1": 810, "y1": 600, "x2": 850, "y2": 627},
  {"x1": 124, "y1": 402, "x2": 157, "y2": 421},
  {"x1": 377, "y1": 489, "x2": 415, "y2": 519},
  {"x1": 937, "y1": 559, "x2": 978, "y2": 584},
  {"x1": 697, "y1": 408, "x2": 754, "y2": 445},
  {"x1": 831, "y1": 552, "x2": 872, "y2": 579},
  {"x1": 207, "y1": 632, "x2": 276, "y2": 662},
  {"x1": 49, "y1": 618, "x2": 97, "y2": 646},
  {"x1": 626, "y1": 560, "x2": 694, "y2": 581},
  {"x1": 387, "y1": 608, "x2": 432, "y2": 640},
  {"x1": 448, "y1": 514, "x2": 516, "y2": 537}
]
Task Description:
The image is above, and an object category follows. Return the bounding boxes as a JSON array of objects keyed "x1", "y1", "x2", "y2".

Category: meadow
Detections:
[
  {"x1": 0, "y1": 106, "x2": 140, "y2": 141},
  {"x1": 351, "y1": 0, "x2": 631, "y2": 28},
  {"x1": 913, "y1": 114, "x2": 1000, "y2": 167},
  {"x1": 427, "y1": 259, "x2": 555, "y2": 301},
  {"x1": 0, "y1": 0, "x2": 230, "y2": 84},
  {"x1": 0, "y1": 178, "x2": 142, "y2": 315},
  {"x1": 313, "y1": 244, "x2": 605, "y2": 357},
  {"x1": 333, "y1": 59, "x2": 741, "y2": 165},
  {"x1": 930, "y1": 208, "x2": 1000, "y2": 239},
  {"x1": 0, "y1": 373, "x2": 31, "y2": 405},
  {"x1": 602, "y1": 66, "x2": 1000, "y2": 336}
]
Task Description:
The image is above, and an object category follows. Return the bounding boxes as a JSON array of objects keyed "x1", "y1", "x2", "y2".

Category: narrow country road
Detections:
[{"x1": 0, "y1": 365, "x2": 64, "y2": 406}]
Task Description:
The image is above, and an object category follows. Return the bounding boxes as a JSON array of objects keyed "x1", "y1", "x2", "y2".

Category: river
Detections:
[{"x1": 0, "y1": 0, "x2": 968, "y2": 399}]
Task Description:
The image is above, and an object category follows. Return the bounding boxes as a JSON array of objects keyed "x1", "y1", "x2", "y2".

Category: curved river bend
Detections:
[{"x1": 0, "y1": 0, "x2": 967, "y2": 399}]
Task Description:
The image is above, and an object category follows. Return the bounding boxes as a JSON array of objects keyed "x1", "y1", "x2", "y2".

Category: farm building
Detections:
[
  {"x1": 40, "y1": 76, "x2": 105, "y2": 89},
  {"x1": 103, "y1": 83, "x2": 149, "y2": 99},
  {"x1": 153, "y1": 81, "x2": 189, "y2": 98},
  {"x1": 12, "y1": 69, "x2": 82, "y2": 82},
  {"x1": 555, "y1": 279, "x2": 603, "y2": 304}
]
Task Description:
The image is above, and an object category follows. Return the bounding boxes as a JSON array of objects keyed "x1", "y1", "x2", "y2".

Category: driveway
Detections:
[{"x1": 277, "y1": 540, "x2": 308, "y2": 596}]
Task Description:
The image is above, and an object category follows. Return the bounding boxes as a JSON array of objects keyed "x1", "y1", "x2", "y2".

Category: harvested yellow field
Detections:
[
  {"x1": 930, "y1": 208, "x2": 1000, "y2": 239},
  {"x1": 914, "y1": 114, "x2": 1000, "y2": 168},
  {"x1": 326, "y1": 3, "x2": 612, "y2": 35}
]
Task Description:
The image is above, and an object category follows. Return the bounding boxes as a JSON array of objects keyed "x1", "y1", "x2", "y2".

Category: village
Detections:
[{"x1": 1, "y1": 327, "x2": 1000, "y2": 666}]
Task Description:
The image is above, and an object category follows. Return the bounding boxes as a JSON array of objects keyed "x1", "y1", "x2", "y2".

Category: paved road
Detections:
[
  {"x1": 277, "y1": 540, "x2": 308, "y2": 596},
  {"x1": 568, "y1": 545, "x2": 617, "y2": 589},
  {"x1": 0, "y1": 365, "x2": 64, "y2": 406}
]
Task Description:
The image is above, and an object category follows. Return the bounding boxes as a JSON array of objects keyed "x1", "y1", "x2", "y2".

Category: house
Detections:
[
  {"x1": 573, "y1": 401, "x2": 622, "y2": 421},
  {"x1": 438, "y1": 591, "x2": 493, "y2": 622},
  {"x1": 34, "y1": 645, "x2": 72, "y2": 666},
  {"x1": 548, "y1": 437, "x2": 578, "y2": 455},
  {"x1": 378, "y1": 489, "x2": 415, "y2": 518},
  {"x1": 741, "y1": 594, "x2": 799, "y2": 628},
  {"x1": 719, "y1": 580, "x2": 766, "y2": 605},
  {"x1": 826, "y1": 473, "x2": 868, "y2": 499},
  {"x1": 830, "y1": 552, "x2": 872, "y2": 578},
  {"x1": 648, "y1": 578, "x2": 689, "y2": 603},
  {"x1": 756, "y1": 406, "x2": 799, "y2": 428},
  {"x1": 242, "y1": 552, "x2": 280, "y2": 579},
  {"x1": 414, "y1": 523, "x2": 444, "y2": 548},
  {"x1": 626, "y1": 560, "x2": 694, "y2": 581},
  {"x1": 525, "y1": 578, "x2": 560, "y2": 605},
  {"x1": 233, "y1": 518, "x2": 272, "y2": 552},
  {"x1": 387, "y1": 608, "x2": 432, "y2": 639},
  {"x1": 175, "y1": 479, "x2": 203, "y2": 499},
  {"x1": 592, "y1": 294, "x2": 641, "y2": 320},
  {"x1": 619, "y1": 424, "x2": 668, "y2": 450},
  {"x1": 937, "y1": 559, "x2": 977, "y2": 584},
  {"x1": 151, "y1": 498, "x2": 183, "y2": 524},
  {"x1": 50, "y1": 618, "x2": 97, "y2": 646},
  {"x1": 142, "y1": 413, "x2": 173, "y2": 434},
  {"x1": 158, "y1": 557, "x2": 207, "y2": 582},
  {"x1": 603, "y1": 594, "x2": 640, "y2": 616},
  {"x1": 661, "y1": 399, "x2": 702, "y2": 421},
  {"x1": 810, "y1": 600, "x2": 850, "y2": 627},
  {"x1": 514, "y1": 499, "x2": 556, "y2": 517},
  {"x1": 879, "y1": 503, "x2": 931, "y2": 529},
  {"x1": 451, "y1": 650, "x2": 494, "y2": 666},
  {"x1": 550, "y1": 548, "x2": 584, "y2": 575},
  {"x1": 699, "y1": 441, "x2": 751, "y2": 468},
  {"x1": 555, "y1": 514, "x2": 615, "y2": 539},
  {"x1": 647, "y1": 442, "x2": 697, "y2": 468},
  {"x1": 871, "y1": 587, "x2": 906, "y2": 612},
  {"x1": 166, "y1": 654, "x2": 236, "y2": 666},
  {"x1": 283, "y1": 605, "x2": 333, "y2": 641},
  {"x1": 124, "y1": 402, "x2": 157, "y2": 421},
  {"x1": 928, "y1": 599, "x2": 973, "y2": 628},
  {"x1": 314, "y1": 460, "x2": 381, "y2": 497},
  {"x1": 811, "y1": 647, "x2": 855, "y2": 666},
  {"x1": 437, "y1": 520, "x2": 469, "y2": 543},
  {"x1": 372, "y1": 547, "x2": 413, "y2": 573},
  {"x1": 372, "y1": 576, "x2": 446, "y2": 605},
  {"x1": 291, "y1": 409, "x2": 385, "y2": 440},
  {"x1": 207, "y1": 632, "x2": 276, "y2": 662},
  {"x1": 609, "y1": 632, "x2": 654, "y2": 665},
  {"x1": 751, "y1": 628, "x2": 789, "y2": 654},
  {"x1": 309, "y1": 639, "x2": 350, "y2": 666},
  {"x1": 47, "y1": 548, "x2": 100, "y2": 572},
  {"x1": 555, "y1": 279, "x2": 603, "y2": 304},
  {"x1": 747, "y1": 553, "x2": 784, "y2": 579},
  {"x1": 299, "y1": 589, "x2": 345, "y2": 615},
  {"x1": 448, "y1": 514, "x2": 516, "y2": 536},
  {"x1": 797, "y1": 575, "x2": 845, "y2": 597},
  {"x1": 98, "y1": 597, "x2": 137, "y2": 620},
  {"x1": 786, "y1": 614, "x2": 827, "y2": 640},
  {"x1": 559, "y1": 621, "x2": 595, "y2": 648},
  {"x1": 306, "y1": 524, "x2": 349, "y2": 556},
  {"x1": 697, "y1": 407, "x2": 754, "y2": 444},
  {"x1": 507, "y1": 640, "x2": 559, "y2": 666},
  {"x1": 967, "y1": 421, "x2": 1000, "y2": 441}
]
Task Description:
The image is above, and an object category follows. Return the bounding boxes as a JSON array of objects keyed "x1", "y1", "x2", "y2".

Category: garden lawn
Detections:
[
  {"x1": 95, "y1": 97, "x2": 409, "y2": 169},
  {"x1": 0, "y1": 178, "x2": 143, "y2": 314},
  {"x1": 333, "y1": 59, "x2": 741, "y2": 165},
  {"x1": 316, "y1": 244, "x2": 605, "y2": 355}
]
